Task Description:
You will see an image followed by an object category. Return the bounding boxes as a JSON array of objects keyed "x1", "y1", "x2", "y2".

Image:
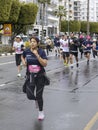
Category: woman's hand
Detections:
[{"x1": 21, "y1": 55, "x2": 27, "y2": 67}]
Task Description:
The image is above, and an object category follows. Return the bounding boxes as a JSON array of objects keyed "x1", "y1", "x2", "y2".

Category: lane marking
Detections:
[
  {"x1": 0, "y1": 57, "x2": 98, "y2": 87},
  {"x1": 0, "y1": 84, "x2": 6, "y2": 87},
  {"x1": 0, "y1": 61, "x2": 15, "y2": 66},
  {"x1": 84, "y1": 112, "x2": 98, "y2": 130}
]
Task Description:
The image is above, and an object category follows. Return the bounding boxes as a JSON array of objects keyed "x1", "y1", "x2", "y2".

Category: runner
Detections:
[
  {"x1": 78, "y1": 34, "x2": 85, "y2": 59},
  {"x1": 61, "y1": 35, "x2": 70, "y2": 66},
  {"x1": 92, "y1": 38, "x2": 98, "y2": 58},
  {"x1": 45, "y1": 36, "x2": 52, "y2": 56},
  {"x1": 12, "y1": 35, "x2": 24, "y2": 77},
  {"x1": 59, "y1": 35, "x2": 65, "y2": 59},
  {"x1": 21, "y1": 36, "x2": 48, "y2": 120},
  {"x1": 82, "y1": 35, "x2": 93, "y2": 65},
  {"x1": 54, "y1": 34, "x2": 60, "y2": 56},
  {"x1": 69, "y1": 34, "x2": 79, "y2": 69}
]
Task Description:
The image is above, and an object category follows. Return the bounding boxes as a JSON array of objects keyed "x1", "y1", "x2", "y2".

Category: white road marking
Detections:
[
  {"x1": 0, "y1": 56, "x2": 97, "y2": 88},
  {"x1": 0, "y1": 61, "x2": 15, "y2": 66},
  {"x1": 0, "y1": 84, "x2": 6, "y2": 87}
]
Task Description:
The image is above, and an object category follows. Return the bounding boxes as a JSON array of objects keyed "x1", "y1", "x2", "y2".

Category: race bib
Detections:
[
  {"x1": 28, "y1": 65, "x2": 41, "y2": 73},
  {"x1": 16, "y1": 45, "x2": 21, "y2": 53},
  {"x1": 86, "y1": 44, "x2": 90, "y2": 47}
]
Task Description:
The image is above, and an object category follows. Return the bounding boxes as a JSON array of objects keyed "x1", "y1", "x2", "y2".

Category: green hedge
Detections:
[{"x1": 0, "y1": 45, "x2": 14, "y2": 54}]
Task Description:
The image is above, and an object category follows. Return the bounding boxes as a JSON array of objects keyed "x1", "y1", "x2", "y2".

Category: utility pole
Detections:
[
  {"x1": 87, "y1": 0, "x2": 90, "y2": 35},
  {"x1": 41, "y1": 3, "x2": 44, "y2": 43},
  {"x1": 68, "y1": 0, "x2": 69, "y2": 36}
]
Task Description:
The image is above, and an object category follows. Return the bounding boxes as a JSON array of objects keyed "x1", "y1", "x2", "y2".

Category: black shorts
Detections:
[
  {"x1": 70, "y1": 52, "x2": 78, "y2": 57},
  {"x1": 84, "y1": 51, "x2": 91, "y2": 55},
  {"x1": 15, "y1": 54, "x2": 22, "y2": 66},
  {"x1": 63, "y1": 52, "x2": 70, "y2": 59}
]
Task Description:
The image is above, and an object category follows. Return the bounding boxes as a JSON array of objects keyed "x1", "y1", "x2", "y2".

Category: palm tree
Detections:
[
  {"x1": 54, "y1": 5, "x2": 66, "y2": 35},
  {"x1": 38, "y1": 0, "x2": 51, "y2": 43},
  {"x1": 87, "y1": 0, "x2": 90, "y2": 35}
]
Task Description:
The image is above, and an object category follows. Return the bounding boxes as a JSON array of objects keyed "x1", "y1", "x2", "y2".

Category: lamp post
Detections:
[
  {"x1": 68, "y1": 0, "x2": 70, "y2": 36},
  {"x1": 41, "y1": 3, "x2": 44, "y2": 43},
  {"x1": 87, "y1": 0, "x2": 90, "y2": 35}
]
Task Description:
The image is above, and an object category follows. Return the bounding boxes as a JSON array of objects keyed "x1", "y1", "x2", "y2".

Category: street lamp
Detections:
[
  {"x1": 68, "y1": 0, "x2": 70, "y2": 36},
  {"x1": 87, "y1": 0, "x2": 90, "y2": 35}
]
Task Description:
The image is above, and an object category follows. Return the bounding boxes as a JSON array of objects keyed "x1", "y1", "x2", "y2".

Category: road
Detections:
[{"x1": 0, "y1": 54, "x2": 98, "y2": 130}]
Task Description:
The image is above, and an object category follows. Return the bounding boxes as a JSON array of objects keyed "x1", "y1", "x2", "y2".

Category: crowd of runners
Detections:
[
  {"x1": 12, "y1": 33, "x2": 98, "y2": 120},
  {"x1": 53, "y1": 33, "x2": 98, "y2": 69}
]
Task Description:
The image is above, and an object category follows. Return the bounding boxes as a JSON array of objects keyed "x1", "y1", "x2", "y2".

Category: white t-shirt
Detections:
[
  {"x1": 62, "y1": 39, "x2": 69, "y2": 52},
  {"x1": 13, "y1": 41, "x2": 24, "y2": 54},
  {"x1": 59, "y1": 38, "x2": 64, "y2": 49}
]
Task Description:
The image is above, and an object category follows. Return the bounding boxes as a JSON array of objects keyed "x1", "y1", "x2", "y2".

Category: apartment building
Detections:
[
  {"x1": 80, "y1": 0, "x2": 95, "y2": 22},
  {"x1": 65, "y1": 0, "x2": 98, "y2": 22},
  {"x1": 95, "y1": 0, "x2": 98, "y2": 21},
  {"x1": 20, "y1": 0, "x2": 60, "y2": 38},
  {"x1": 20, "y1": 0, "x2": 98, "y2": 37}
]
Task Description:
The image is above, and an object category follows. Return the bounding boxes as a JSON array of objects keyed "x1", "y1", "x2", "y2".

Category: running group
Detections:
[{"x1": 53, "y1": 33, "x2": 98, "y2": 69}]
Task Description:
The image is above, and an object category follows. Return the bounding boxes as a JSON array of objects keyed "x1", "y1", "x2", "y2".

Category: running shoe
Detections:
[
  {"x1": 87, "y1": 60, "x2": 89, "y2": 65},
  {"x1": 70, "y1": 65, "x2": 73, "y2": 69},
  {"x1": 17, "y1": 73, "x2": 21, "y2": 77},
  {"x1": 66, "y1": 63, "x2": 69, "y2": 67},
  {"x1": 64, "y1": 62, "x2": 66, "y2": 66},
  {"x1": 76, "y1": 63, "x2": 79, "y2": 67},
  {"x1": 38, "y1": 111, "x2": 45, "y2": 120}
]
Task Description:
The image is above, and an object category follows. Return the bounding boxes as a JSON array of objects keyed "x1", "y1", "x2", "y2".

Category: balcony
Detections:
[{"x1": 48, "y1": 15, "x2": 59, "y2": 21}]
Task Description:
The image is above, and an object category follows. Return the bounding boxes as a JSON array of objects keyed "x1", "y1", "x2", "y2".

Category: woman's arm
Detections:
[
  {"x1": 33, "y1": 50, "x2": 47, "y2": 67},
  {"x1": 21, "y1": 55, "x2": 27, "y2": 67},
  {"x1": 82, "y1": 44, "x2": 86, "y2": 49}
]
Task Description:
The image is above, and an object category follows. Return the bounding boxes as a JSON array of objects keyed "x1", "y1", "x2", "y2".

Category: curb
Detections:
[{"x1": 0, "y1": 52, "x2": 15, "y2": 57}]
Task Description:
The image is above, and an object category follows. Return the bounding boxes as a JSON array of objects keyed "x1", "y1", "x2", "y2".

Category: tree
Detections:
[
  {"x1": 73, "y1": 20, "x2": 81, "y2": 32},
  {"x1": 18, "y1": 3, "x2": 38, "y2": 25},
  {"x1": 11, "y1": 2, "x2": 38, "y2": 43},
  {"x1": 61, "y1": 20, "x2": 81, "y2": 33},
  {"x1": 0, "y1": 0, "x2": 38, "y2": 36},
  {"x1": 90, "y1": 22, "x2": 98, "y2": 33},
  {"x1": 61, "y1": 20, "x2": 67, "y2": 32},
  {"x1": 0, "y1": 0, "x2": 39, "y2": 45},
  {"x1": 9, "y1": 0, "x2": 21, "y2": 23},
  {"x1": 54, "y1": 5, "x2": 66, "y2": 34},
  {"x1": 81, "y1": 21, "x2": 88, "y2": 33},
  {"x1": 0, "y1": 0, "x2": 12, "y2": 23}
]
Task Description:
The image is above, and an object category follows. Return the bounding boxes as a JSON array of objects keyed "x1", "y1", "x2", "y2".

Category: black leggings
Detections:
[{"x1": 32, "y1": 75, "x2": 45, "y2": 111}]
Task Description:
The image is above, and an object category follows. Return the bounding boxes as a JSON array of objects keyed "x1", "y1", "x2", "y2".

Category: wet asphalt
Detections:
[{"x1": 0, "y1": 52, "x2": 98, "y2": 130}]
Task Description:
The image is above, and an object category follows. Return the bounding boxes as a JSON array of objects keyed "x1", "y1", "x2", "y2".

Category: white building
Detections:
[
  {"x1": 20, "y1": 0, "x2": 60, "y2": 38},
  {"x1": 65, "y1": 0, "x2": 98, "y2": 22}
]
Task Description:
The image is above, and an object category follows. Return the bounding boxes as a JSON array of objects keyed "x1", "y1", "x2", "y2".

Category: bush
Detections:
[{"x1": 0, "y1": 45, "x2": 14, "y2": 54}]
